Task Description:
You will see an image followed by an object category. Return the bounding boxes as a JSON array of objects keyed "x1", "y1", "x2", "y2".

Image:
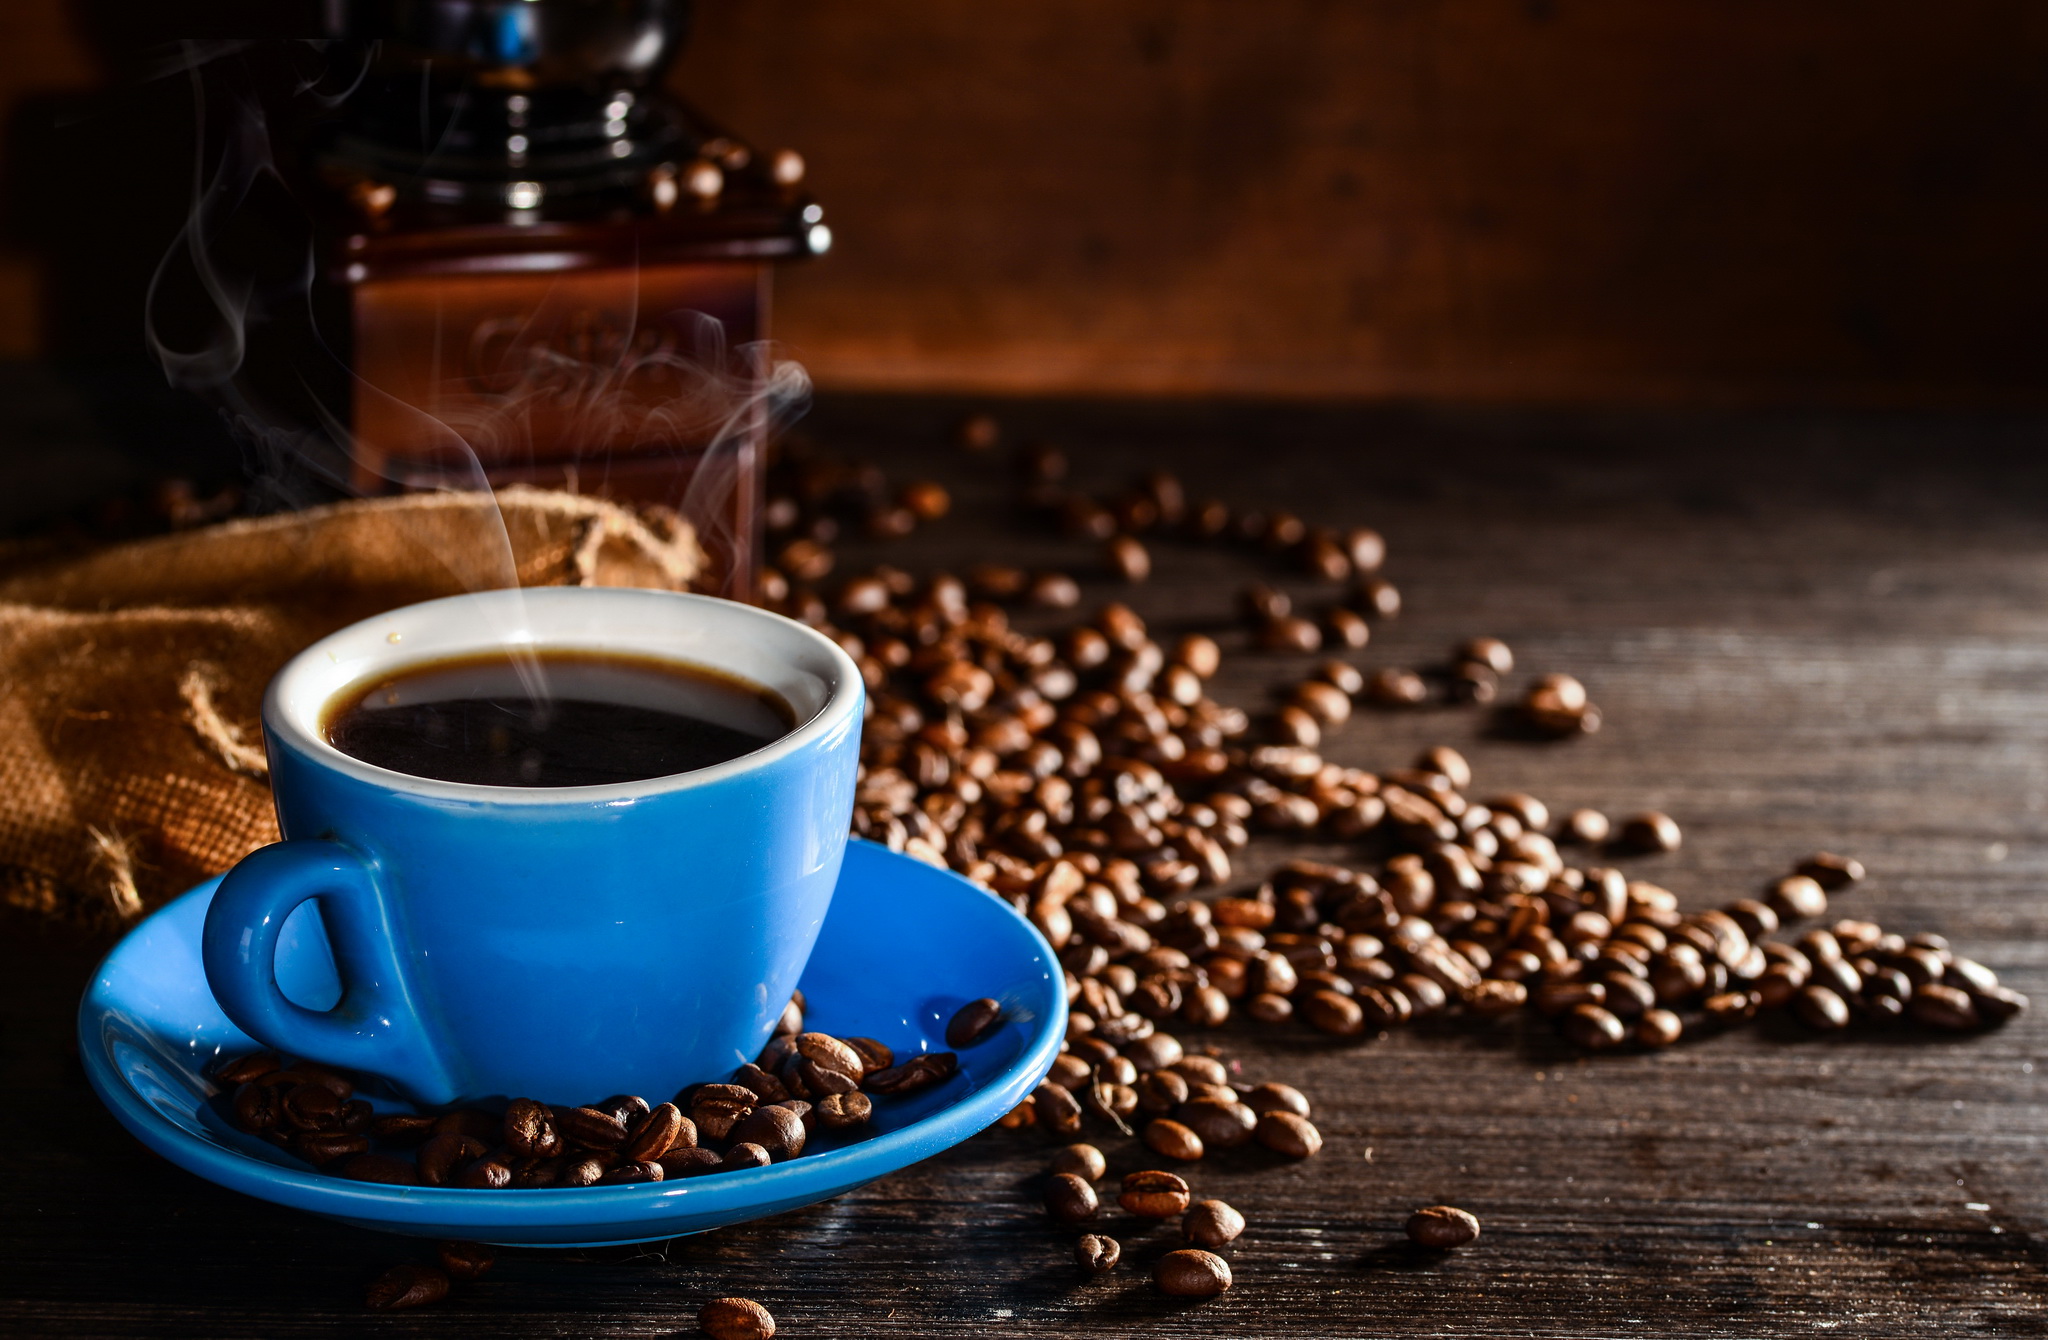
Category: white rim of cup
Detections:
[{"x1": 262, "y1": 587, "x2": 863, "y2": 805}]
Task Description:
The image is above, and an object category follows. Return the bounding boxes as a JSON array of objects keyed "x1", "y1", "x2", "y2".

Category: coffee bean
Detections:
[
  {"x1": 731, "y1": 1063, "x2": 793, "y2": 1104},
  {"x1": 1047, "y1": 1172, "x2": 1101, "y2": 1223},
  {"x1": 1769, "y1": 875, "x2": 1829, "y2": 920},
  {"x1": 1177, "y1": 1096, "x2": 1257, "y2": 1150},
  {"x1": 1247, "y1": 991, "x2": 1294, "y2": 1024},
  {"x1": 1051, "y1": 1143, "x2": 1108, "y2": 1181},
  {"x1": 1303, "y1": 988, "x2": 1365, "y2": 1036},
  {"x1": 699, "y1": 1296, "x2": 777, "y2": 1340},
  {"x1": 597, "y1": 1160, "x2": 663, "y2": 1186},
  {"x1": 1075, "y1": 1234, "x2": 1122, "y2": 1274},
  {"x1": 1326, "y1": 607, "x2": 1372, "y2": 648},
  {"x1": 1796, "y1": 852, "x2": 1866, "y2": 890},
  {"x1": 559, "y1": 1156, "x2": 608, "y2": 1186},
  {"x1": 437, "y1": 1241, "x2": 494, "y2": 1281},
  {"x1": 341, "y1": 1153, "x2": 420, "y2": 1186},
  {"x1": 416, "y1": 1132, "x2": 485, "y2": 1187},
  {"x1": 1035, "y1": 1081, "x2": 1085, "y2": 1136},
  {"x1": 843, "y1": 1037, "x2": 895, "y2": 1075},
  {"x1": 557, "y1": 1105, "x2": 630, "y2": 1149},
  {"x1": 723, "y1": 1143, "x2": 772, "y2": 1171},
  {"x1": 1242, "y1": 1081, "x2": 1310, "y2": 1118},
  {"x1": 1635, "y1": 1008, "x2": 1683, "y2": 1047},
  {"x1": 730, "y1": 1105, "x2": 808, "y2": 1161},
  {"x1": 814, "y1": 1091, "x2": 874, "y2": 1130},
  {"x1": 504, "y1": 1097, "x2": 562, "y2": 1158},
  {"x1": 364, "y1": 1263, "x2": 449, "y2": 1311},
  {"x1": 459, "y1": 1158, "x2": 514, "y2": 1189},
  {"x1": 1909, "y1": 983, "x2": 1980, "y2": 1031},
  {"x1": 1467, "y1": 979, "x2": 1528, "y2": 1017},
  {"x1": 511, "y1": 1156, "x2": 564, "y2": 1188},
  {"x1": 231, "y1": 1082, "x2": 281, "y2": 1133},
  {"x1": 1619, "y1": 812, "x2": 1681, "y2": 853},
  {"x1": 293, "y1": 1132, "x2": 367, "y2": 1166},
  {"x1": 1155, "y1": 1248, "x2": 1233, "y2": 1298},
  {"x1": 1144, "y1": 1118, "x2": 1205, "y2": 1162},
  {"x1": 1366, "y1": 668, "x2": 1427, "y2": 707},
  {"x1": 690, "y1": 1086, "x2": 757, "y2": 1141},
  {"x1": 1562, "y1": 809, "x2": 1610, "y2": 845},
  {"x1": 659, "y1": 1148, "x2": 724, "y2": 1179},
  {"x1": 1459, "y1": 637, "x2": 1513, "y2": 674},
  {"x1": 1120, "y1": 1169, "x2": 1193, "y2": 1218},
  {"x1": 1182, "y1": 1198, "x2": 1245, "y2": 1249},
  {"x1": 1255, "y1": 1110, "x2": 1323, "y2": 1158},
  {"x1": 794, "y1": 1032, "x2": 865, "y2": 1080},
  {"x1": 1406, "y1": 1204, "x2": 1482, "y2": 1249},
  {"x1": 1108, "y1": 535, "x2": 1151, "y2": 582},
  {"x1": 1795, "y1": 984, "x2": 1852, "y2": 1031},
  {"x1": 946, "y1": 998, "x2": 1004, "y2": 1048},
  {"x1": 1137, "y1": 1069, "x2": 1191, "y2": 1114},
  {"x1": 367, "y1": 1112, "x2": 435, "y2": 1145},
  {"x1": 213, "y1": 1051, "x2": 281, "y2": 1086},
  {"x1": 1560, "y1": 1003, "x2": 1627, "y2": 1050},
  {"x1": 1356, "y1": 578, "x2": 1401, "y2": 618},
  {"x1": 1973, "y1": 985, "x2": 2030, "y2": 1025},
  {"x1": 866, "y1": 1052, "x2": 959, "y2": 1095}
]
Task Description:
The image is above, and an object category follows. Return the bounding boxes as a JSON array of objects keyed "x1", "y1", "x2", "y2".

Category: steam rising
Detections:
[{"x1": 141, "y1": 41, "x2": 810, "y2": 699}]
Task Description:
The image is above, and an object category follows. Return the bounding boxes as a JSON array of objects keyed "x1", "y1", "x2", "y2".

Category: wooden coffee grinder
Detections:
[{"x1": 316, "y1": 1, "x2": 825, "y2": 594}]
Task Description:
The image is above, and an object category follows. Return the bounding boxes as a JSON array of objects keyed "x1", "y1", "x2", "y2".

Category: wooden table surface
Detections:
[{"x1": 5, "y1": 390, "x2": 2047, "y2": 1337}]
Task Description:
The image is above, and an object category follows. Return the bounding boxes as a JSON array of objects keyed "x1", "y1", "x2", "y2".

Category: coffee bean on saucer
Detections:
[
  {"x1": 438, "y1": 1241, "x2": 495, "y2": 1281},
  {"x1": 1051, "y1": 1143, "x2": 1107, "y2": 1181},
  {"x1": 624, "y1": 1103, "x2": 686, "y2": 1161},
  {"x1": 1255, "y1": 1111, "x2": 1322, "y2": 1158},
  {"x1": 794, "y1": 1033, "x2": 866, "y2": 1080},
  {"x1": 659, "y1": 1148, "x2": 724, "y2": 1178},
  {"x1": 597, "y1": 1160, "x2": 663, "y2": 1185},
  {"x1": 504, "y1": 1098, "x2": 563, "y2": 1158},
  {"x1": 1407, "y1": 1204, "x2": 1482, "y2": 1248},
  {"x1": 434, "y1": 1108, "x2": 500, "y2": 1142},
  {"x1": 460, "y1": 1157, "x2": 514, "y2": 1189},
  {"x1": 341, "y1": 1153, "x2": 420, "y2": 1186},
  {"x1": 558, "y1": 1105, "x2": 630, "y2": 1150},
  {"x1": 512, "y1": 1156, "x2": 565, "y2": 1188},
  {"x1": 690, "y1": 1086, "x2": 758, "y2": 1141},
  {"x1": 1076, "y1": 1234, "x2": 1121, "y2": 1274},
  {"x1": 1118, "y1": 1170, "x2": 1192, "y2": 1218},
  {"x1": 368, "y1": 1112, "x2": 436, "y2": 1145},
  {"x1": 946, "y1": 998, "x2": 1004, "y2": 1047},
  {"x1": 417, "y1": 1133, "x2": 486, "y2": 1187},
  {"x1": 843, "y1": 1037, "x2": 895, "y2": 1075},
  {"x1": 866, "y1": 1052, "x2": 958, "y2": 1095},
  {"x1": 213, "y1": 1051, "x2": 281, "y2": 1086},
  {"x1": 700, "y1": 1296, "x2": 777, "y2": 1340},
  {"x1": 560, "y1": 1157, "x2": 608, "y2": 1187},
  {"x1": 1155, "y1": 1248, "x2": 1232, "y2": 1298},
  {"x1": 730, "y1": 1106, "x2": 807, "y2": 1161},
  {"x1": 1182, "y1": 1198, "x2": 1246, "y2": 1249},
  {"x1": 365, "y1": 1263, "x2": 449, "y2": 1311},
  {"x1": 731, "y1": 1063, "x2": 792, "y2": 1104},
  {"x1": 294, "y1": 1133, "x2": 367, "y2": 1167},
  {"x1": 596, "y1": 1094, "x2": 652, "y2": 1127},
  {"x1": 723, "y1": 1142, "x2": 772, "y2": 1171},
  {"x1": 1047, "y1": 1172, "x2": 1100, "y2": 1223},
  {"x1": 231, "y1": 1083, "x2": 280, "y2": 1133},
  {"x1": 814, "y1": 1092, "x2": 873, "y2": 1130}
]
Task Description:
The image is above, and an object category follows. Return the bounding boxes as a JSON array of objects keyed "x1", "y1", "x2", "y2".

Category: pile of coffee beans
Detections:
[
  {"x1": 739, "y1": 426, "x2": 2027, "y2": 1305},
  {"x1": 218, "y1": 990, "x2": 995, "y2": 1196}
]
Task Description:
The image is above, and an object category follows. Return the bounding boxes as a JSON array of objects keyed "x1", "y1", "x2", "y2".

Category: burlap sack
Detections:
[{"x1": 0, "y1": 487, "x2": 702, "y2": 930}]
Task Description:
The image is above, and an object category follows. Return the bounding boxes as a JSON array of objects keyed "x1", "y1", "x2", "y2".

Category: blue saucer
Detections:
[{"x1": 78, "y1": 839, "x2": 1064, "y2": 1246}]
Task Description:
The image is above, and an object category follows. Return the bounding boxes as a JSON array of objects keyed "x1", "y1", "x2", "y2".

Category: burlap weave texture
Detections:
[{"x1": 0, "y1": 487, "x2": 701, "y2": 929}]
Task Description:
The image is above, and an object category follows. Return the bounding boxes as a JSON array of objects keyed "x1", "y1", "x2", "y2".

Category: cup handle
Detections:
[{"x1": 201, "y1": 839, "x2": 461, "y2": 1107}]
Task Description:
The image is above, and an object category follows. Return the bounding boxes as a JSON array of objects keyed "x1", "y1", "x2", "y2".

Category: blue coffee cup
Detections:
[{"x1": 200, "y1": 587, "x2": 862, "y2": 1109}]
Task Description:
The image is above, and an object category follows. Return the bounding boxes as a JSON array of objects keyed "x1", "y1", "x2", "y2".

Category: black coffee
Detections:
[{"x1": 324, "y1": 650, "x2": 795, "y2": 787}]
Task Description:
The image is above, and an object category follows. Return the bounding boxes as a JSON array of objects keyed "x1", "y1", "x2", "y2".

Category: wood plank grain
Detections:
[{"x1": 3, "y1": 395, "x2": 2047, "y2": 1335}]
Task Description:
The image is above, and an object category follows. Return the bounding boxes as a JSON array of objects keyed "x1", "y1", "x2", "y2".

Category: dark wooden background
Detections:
[
  {"x1": 5, "y1": 3, "x2": 2048, "y2": 403},
  {"x1": 3, "y1": 382, "x2": 2047, "y2": 1335}
]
